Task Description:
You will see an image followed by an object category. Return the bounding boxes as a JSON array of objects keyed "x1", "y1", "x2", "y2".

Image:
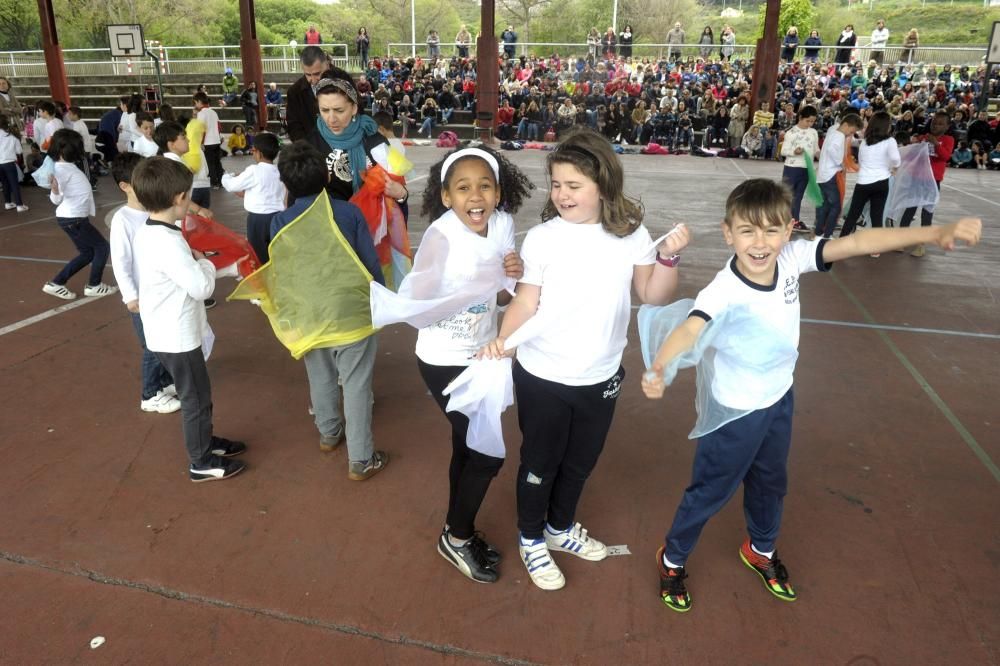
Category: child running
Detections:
[
  {"x1": 480, "y1": 128, "x2": 691, "y2": 591},
  {"x1": 221, "y1": 131, "x2": 285, "y2": 264},
  {"x1": 109, "y1": 152, "x2": 180, "y2": 414},
  {"x1": 416, "y1": 147, "x2": 533, "y2": 583},
  {"x1": 42, "y1": 129, "x2": 118, "y2": 300},
  {"x1": 642, "y1": 178, "x2": 981, "y2": 613}
]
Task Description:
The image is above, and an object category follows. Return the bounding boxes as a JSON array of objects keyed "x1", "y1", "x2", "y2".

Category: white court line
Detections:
[
  {"x1": 0, "y1": 293, "x2": 112, "y2": 337},
  {"x1": 727, "y1": 157, "x2": 750, "y2": 180},
  {"x1": 0, "y1": 255, "x2": 65, "y2": 264},
  {"x1": 0, "y1": 201, "x2": 120, "y2": 233},
  {"x1": 942, "y1": 183, "x2": 1000, "y2": 209}
]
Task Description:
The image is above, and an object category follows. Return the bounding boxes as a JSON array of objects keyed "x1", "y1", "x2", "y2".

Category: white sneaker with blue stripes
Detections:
[
  {"x1": 519, "y1": 537, "x2": 565, "y2": 591},
  {"x1": 544, "y1": 522, "x2": 608, "y2": 561}
]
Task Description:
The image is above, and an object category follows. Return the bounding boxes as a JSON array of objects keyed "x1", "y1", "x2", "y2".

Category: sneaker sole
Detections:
[
  {"x1": 319, "y1": 435, "x2": 344, "y2": 453},
  {"x1": 437, "y1": 542, "x2": 496, "y2": 584},
  {"x1": 190, "y1": 464, "x2": 246, "y2": 483},
  {"x1": 739, "y1": 550, "x2": 797, "y2": 602},
  {"x1": 348, "y1": 454, "x2": 389, "y2": 481}
]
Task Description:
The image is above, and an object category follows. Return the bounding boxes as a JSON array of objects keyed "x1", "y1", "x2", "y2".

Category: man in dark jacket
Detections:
[{"x1": 285, "y1": 46, "x2": 330, "y2": 142}]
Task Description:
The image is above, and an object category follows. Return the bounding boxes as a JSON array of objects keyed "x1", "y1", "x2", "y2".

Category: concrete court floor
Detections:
[{"x1": 0, "y1": 147, "x2": 998, "y2": 665}]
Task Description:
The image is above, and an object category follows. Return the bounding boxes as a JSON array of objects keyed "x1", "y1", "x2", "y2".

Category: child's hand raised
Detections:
[
  {"x1": 641, "y1": 365, "x2": 666, "y2": 399},
  {"x1": 502, "y1": 252, "x2": 523, "y2": 280},
  {"x1": 658, "y1": 223, "x2": 691, "y2": 256},
  {"x1": 936, "y1": 218, "x2": 982, "y2": 251}
]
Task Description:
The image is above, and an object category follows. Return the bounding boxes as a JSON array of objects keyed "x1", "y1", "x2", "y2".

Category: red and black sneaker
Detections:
[
  {"x1": 791, "y1": 220, "x2": 810, "y2": 234},
  {"x1": 739, "y1": 538, "x2": 796, "y2": 602},
  {"x1": 656, "y1": 546, "x2": 692, "y2": 613}
]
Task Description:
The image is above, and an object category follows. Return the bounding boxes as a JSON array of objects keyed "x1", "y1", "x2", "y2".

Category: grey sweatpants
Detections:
[{"x1": 303, "y1": 335, "x2": 376, "y2": 463}]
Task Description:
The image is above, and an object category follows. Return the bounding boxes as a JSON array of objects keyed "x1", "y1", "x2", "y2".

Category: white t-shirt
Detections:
[
  {"x1": 857, "y1": 138, "x2": 901, "y2": 184},
  {"x1": 135, "y1": 220, "x2": 216, "y2": 353},
  {"x1": 0, "y1": 129, "x2": 22, "y2": 163},
  {"x1": 197, "y1": 107, "x2": 221, "y2": 145},
  {"x1": 49, "y1": 161, "x2": 95, "y2": 218},
  {"x1": 691, "y1": 238, "x2": 830, "y2": 410},
  {"x1": 816, "y1": 128, "x2": 846, "y2": 183},
  {"x1": 415, "y1": 210, "x2": 515, "y2": 367},
  {"x1": 779, "y1": 125, "x2": 819, "y2": 169},
  {"x1": 109, "y1": 205, "x2": 148, "y2": 304},
  {"x1": 221, "y1": 162, "x2": 286, "y2": 214},
  {"x1": 516, "y1": 218, "x2": 656, "y2": 386},
  {"x1": 131, "y1": 134, "x2": 159, "y2": 157}
]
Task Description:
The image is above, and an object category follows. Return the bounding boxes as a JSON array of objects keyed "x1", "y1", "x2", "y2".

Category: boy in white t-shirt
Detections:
[
  {"x1": 193, "y1": 91, "x2": 223, "y2": 188},
  {"x1": 221, "y1": 132, "x2": 285, "y2": 263},
  {"x1": 642, "y1": 178, "x2": 982, "y2": 613},
  {"x1": 814, "y1": 113, "x2": 862, "y2": 238},
  {"x1": 108, "y1": 152, "x2": 180, "y2": 414},
  {"x1": 132, "y1": 156, "x2": 247, "y2": 482},
  {"x1": 130, "y1": 111, "x2": 159, "y2": 157}
]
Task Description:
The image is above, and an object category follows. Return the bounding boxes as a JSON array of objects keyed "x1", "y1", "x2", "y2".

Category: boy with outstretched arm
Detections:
[
  {"x1": 221, "y1": 131, "x2": 285, "y2": 264},
  {"x1": 132, "y1": 156, "x2": 248, "y2": 482},
  {"x1": 641, "y1": 178, "x2": 981, "y2": 613}
]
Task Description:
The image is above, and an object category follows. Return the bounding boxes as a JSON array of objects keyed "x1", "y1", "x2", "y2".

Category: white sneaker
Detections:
[
  {"x1": 84, "y1": 283, "x2": 118, "y2": 297},
  {"x1": 519, "y1": 537, "x2": 565, "y2": 590},
  {"x1": 4, "y1": 203, "x2": 14, "y2": 210},
  {"x1": 162, "y1": 384, "x2": 177, "y2": 397},
  {"x1": 16, "y1": 205, "x2": 28, "y2": 212},
  {"x1": 140, "y1": 391, "x2": 181, "y2": 414},
  {"x1": 544, "y1": 522, "x2": 608, "y2": 561},
  {"x1": 42, "y1": 282, "x2": 77, "y2": 300}
]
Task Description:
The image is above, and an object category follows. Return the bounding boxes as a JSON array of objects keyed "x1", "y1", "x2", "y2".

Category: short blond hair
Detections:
[{"x1": 724, "y1": 179, "x2": 791, "y2": 229}]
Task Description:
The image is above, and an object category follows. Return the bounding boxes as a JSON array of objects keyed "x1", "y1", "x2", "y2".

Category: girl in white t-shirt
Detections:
[
  {"x1": 416, "y1": 147, "x2": 534, "y2": 584},
  {"x1": 480, "y1": 128, "x2": 691, "y2": 591}
]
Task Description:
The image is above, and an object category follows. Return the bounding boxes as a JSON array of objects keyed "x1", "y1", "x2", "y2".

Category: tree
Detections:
[
  {"x1": 756, "y1": 0, "x2": 814, "y2": 40},
  {"x1": 0, "y1": 0, "x2": 42, "y2": 50},
  {"x1": 498, "y1": 0, "x2": 551, "y2": 47}
]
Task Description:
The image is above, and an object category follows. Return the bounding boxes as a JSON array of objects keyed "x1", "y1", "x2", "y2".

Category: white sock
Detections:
[
  {"x1": 544, "y1": 523, "x2": 566, "y2": 536},
  {"x1": 520, "y1": 533, "x2": 542, "y2": 546},
  {"x1": 662, "y1": 553, "x2": 683, "y2": 570},
  {"x1": 447, "y1": 533, "x2": 470, "y2": 548},
  {"x1": 751, "y1": 544, "x2": 774, "y2": 559}
]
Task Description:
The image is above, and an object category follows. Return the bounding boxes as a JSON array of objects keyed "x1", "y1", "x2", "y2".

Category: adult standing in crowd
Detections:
[
  {"x1": 587, "y1": 28, "x2": 601, "y2": 63},
  {"x1": 286, "y1": 46, "x2": 329, "y2": 142},
  {"x1": 455, "y1": 25, "x2": 472, "y2": 58},
  {"x1": 619, "y1": 25, "x2": 634, "y2": 59},
  {"x1": 781, "y1": 26, "x2": 799, "y2": 62},
  {"x1": 427, "y1": 30, "x2": 441, "y2": 60},
  {"x1": 602, "y1": 27, "x2": 617, "y2": 60},
  {"x1": 356, "y1": 28, "x2": 371, "y2": 69},
  {"x1": 666, "y1": 22, "x2": 685, "y2": 62},
  {"x1": 698, "y1": 26, "x2": 714, "y2": 60},
  {"x1": 835, "y1": 24, "x2": 856, "y2": 65},
  {"x1": 720, "y1": 25, "x2": 735, "y2": 61},
  {"x1": 0, "y1": 77, "x2": 24, "y2": 133},
  {"x1": 306, "y1": 68, "x2": 407, "y2": 204},
  {"x1": 902, "y1": 28, "x2": 919, "y2": 64},
  {"x1": 870, "y1": 20, "x2": 889, "y2": 65},
  {"x1": 803, "y1": 30, "x2": 822, "y2": 62},
  {"x1": 501, "y1": 25, "x2": 517, "y2": 61},
  {"x1": 305, "y1": 25, "x2": 322, "y2": 45}
]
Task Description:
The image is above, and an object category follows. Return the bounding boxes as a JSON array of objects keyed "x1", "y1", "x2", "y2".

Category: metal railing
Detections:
[{"x1": 0, "y1": 40, "x2": 987, "y2": 80}]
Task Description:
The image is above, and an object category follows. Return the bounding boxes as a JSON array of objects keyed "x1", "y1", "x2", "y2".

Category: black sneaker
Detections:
[
  {"x1": 657, "y1": 546, "x2": 692, "y2": 613},
  {"x1": 210, "y1": 436, "x2": 247, "y2": 457},
  {"x1": 444, "y1": 529, "x2": 501, "y2": 565},
  {"x1": 190, "y1": 456, "x2": 246, "y2": 483},
  {"x1": 437, "y1": 530, "x2": 498, "y2": 583},
  {"x1": 205, "y1": 298, "x2": 217, "y2": 310},
  {"x1": 791, "y1": 220, "x2": 810, "y2": 233},
  {"x1": 739, "y1": 538, "x2": 796, "y2": 601}
]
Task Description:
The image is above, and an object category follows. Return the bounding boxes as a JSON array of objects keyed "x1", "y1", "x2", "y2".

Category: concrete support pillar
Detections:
[
  {"x1": 239, "y1": 0, "x2": 267, "y2": 131},
  {"x1": 750, "y1": 0, "x2": 781, "y2": 113},
  {"x1": 475, "y1": 0, "x2": 498, "y2": 142},
  {"x1": 36, "y1": 0, "x2": 70, "y2": 105}
]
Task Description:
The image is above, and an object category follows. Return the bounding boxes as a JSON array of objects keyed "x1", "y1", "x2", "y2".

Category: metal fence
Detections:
[{"x1": 0, "y1": 40, "x2": 987, "y2": 79}]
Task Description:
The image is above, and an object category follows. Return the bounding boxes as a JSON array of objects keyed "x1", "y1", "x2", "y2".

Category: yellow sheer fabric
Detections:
[{"x1": 228, "y1": 194, "x2": 376, "y2": 359}]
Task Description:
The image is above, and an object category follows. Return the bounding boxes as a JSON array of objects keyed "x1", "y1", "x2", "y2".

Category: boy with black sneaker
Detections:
[
  {"x1": 641, "y1": 178, "x2": 981, "y2": 612},
  {"x1": 132, "y1": 156, "x2": 248, "y2": 482}
]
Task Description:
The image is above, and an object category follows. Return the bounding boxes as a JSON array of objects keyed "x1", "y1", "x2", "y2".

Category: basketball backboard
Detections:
[
  {"x1": 107, "y1": 24, "x2": 145, "y2": 58},
  {"x1": 989, "y1": 21, "x2": 1000, "y2": 64}
]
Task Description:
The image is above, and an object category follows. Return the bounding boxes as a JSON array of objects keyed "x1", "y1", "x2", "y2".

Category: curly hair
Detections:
[
  {"x1": 421, "y1": 145, "x2": 535, "y2": 221},
  {"x1": 541, "y1": 127, "x2": 643, "y2": 237}
]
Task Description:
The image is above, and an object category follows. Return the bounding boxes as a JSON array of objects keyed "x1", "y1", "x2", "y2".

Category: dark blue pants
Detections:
[
  {"x1": 782, "y1": 165, "x2": 808, "y2": 222},
  {"x1": 814, "y1": 177, "x2": 842, "y2": 238},
  {"x1": 246, "y1": 211, "x2": 275, "y2": 264},
  {"x1": 191, "y1": 187, "x2": 211, "y2": 210},
  {"x1": 53, "y1": 217, "x2": 110, "y2": 287},
  {"x1": 0, "y1": 162, "x2": 23, "y2": 206},
  {"x1": 130, "y1": 312, "x2": 174, "y2": 400},
  {"x1": 899, "y1": 180, "x2": 941, "y2": 228},
  {"x1": 665, "y1": 389, "x2": 794, "y2": 565}
]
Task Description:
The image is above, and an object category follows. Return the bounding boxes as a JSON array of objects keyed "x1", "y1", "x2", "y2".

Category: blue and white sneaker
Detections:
[
  {"x1": 544, "y1": 522, "x2": 608, "y2": 561},
  {"x1": 519, "y1": 536, "x2": 565, "y2": 591}
]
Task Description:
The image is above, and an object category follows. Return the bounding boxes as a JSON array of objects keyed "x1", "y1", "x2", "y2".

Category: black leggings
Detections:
[
  {"x1": 417, "y1": 359, "x2": 504, "y2": 540},
  {"x1": 840, "y1": 178, "x2": 889, "y2": 237}
]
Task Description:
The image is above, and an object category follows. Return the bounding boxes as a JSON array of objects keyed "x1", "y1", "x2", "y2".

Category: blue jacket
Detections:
[{"x1": 269, "y1": 193, "x2": 385, "y2": 286}]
